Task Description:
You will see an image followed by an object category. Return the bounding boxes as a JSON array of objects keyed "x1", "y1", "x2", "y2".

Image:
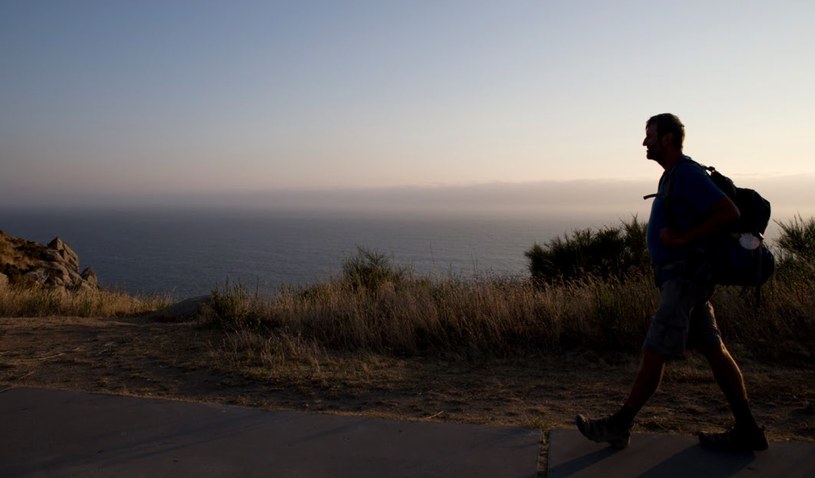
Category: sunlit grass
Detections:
[{"x1": 0, "y1": 286, "x2": 170, "y2": 318}]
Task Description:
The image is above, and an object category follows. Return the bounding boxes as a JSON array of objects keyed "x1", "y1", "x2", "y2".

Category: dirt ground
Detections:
[{"x1": 1, "y1": 315, "x2": 813, "y2": 475}]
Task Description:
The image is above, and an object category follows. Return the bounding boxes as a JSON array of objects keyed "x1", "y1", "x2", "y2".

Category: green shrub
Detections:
[
  {"x1": 525, "y1": 216, "x2": 649, "y2": 284},
  {"x1": 341, "y1": 246, "x2": 410, "y2": 291}
]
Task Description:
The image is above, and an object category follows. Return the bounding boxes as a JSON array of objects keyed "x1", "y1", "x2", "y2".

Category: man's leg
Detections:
[
  {"x1": 575, "y1": 349, "x2": 666, "y2": 448},
  {"x1": 576, "y1": 276, "x2": 690, "y2": 448},
  {"x1": 624, "y1": 348, "x2": 667, "y2": 412},
  {"x1": 698, "y1": 341, "x2": 748, "y2": 407},
  {"x1": 697, "y1": 341, "x2": 768, "y2": 450}
]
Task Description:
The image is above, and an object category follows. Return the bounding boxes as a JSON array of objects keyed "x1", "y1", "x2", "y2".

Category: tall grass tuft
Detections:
[
  {"x1": 773, "y1": 215, "x2": 815, "y2": 282},
  {"x1": 775, "y1": 215, "x2": 815, "y2": 261}
]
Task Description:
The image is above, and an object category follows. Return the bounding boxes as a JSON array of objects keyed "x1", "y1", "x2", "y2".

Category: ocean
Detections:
[{"x1": 1, "y1": 208, "x2": 631, "y2": 299}]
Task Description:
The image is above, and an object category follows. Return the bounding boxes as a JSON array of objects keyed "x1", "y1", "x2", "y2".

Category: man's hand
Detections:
[{"x1": 660, "y1": 228, "x2": 688, "y2": 247}]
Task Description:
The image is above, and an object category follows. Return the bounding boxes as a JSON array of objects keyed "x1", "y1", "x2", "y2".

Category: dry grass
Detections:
[
  {"x1": 201, "y1": 241, "x2": 814, "y2": 378},
  {"x1": 714, "y1": 270, "x2": 815, "y2": 364},
  {"x1": 204, "y1": 274, "x2": 647, "y2": 362},
  {"x1": 0, "y1": 286, "x2": 170, "y2": 318}
]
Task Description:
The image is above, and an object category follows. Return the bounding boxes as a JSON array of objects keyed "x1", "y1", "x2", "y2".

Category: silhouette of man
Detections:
[{"x1": 575, "y1": 113, "x2": 768, "y2": 451}]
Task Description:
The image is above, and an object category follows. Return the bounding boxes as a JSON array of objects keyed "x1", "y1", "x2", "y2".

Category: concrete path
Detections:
[
  {"x1": 5, "y1": 387, "x2": 813, "y2": 477},
  {"x1": 0, "y1": 387, "x2": 540, "y2": 478},
  {"x1": 548, "y1": 429, "x2": 815, "y2": 478}
]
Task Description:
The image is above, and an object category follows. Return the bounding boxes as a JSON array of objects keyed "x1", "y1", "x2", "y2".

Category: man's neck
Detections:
[{"x1": 658, "y1": 151, "x2": 683, "y2": 170}]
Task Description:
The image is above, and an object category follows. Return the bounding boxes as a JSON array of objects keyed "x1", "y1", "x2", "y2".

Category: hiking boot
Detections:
[
  {"x1": 698, "y1": 424, "x2": 769, "y2": 451},
  {"x1": 575, "y1": 414, "x2": 631, "y2": 449}
]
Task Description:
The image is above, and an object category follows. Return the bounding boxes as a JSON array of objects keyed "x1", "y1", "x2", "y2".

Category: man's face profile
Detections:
[{"x1": 643, "y1": 124, "x2": 667, "y2": 162}]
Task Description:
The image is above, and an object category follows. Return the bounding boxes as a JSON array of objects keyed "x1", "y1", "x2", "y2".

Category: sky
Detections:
[{"x1": 1, "y1": 0, "x2": 813, "y2": 214}]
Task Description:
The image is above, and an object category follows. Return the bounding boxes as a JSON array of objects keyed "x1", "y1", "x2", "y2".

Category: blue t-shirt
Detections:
[{"x1": 647, "y1": 156, "x2": 726, "y2": 264}]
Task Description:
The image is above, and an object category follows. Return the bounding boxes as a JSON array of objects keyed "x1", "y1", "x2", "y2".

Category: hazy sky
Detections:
[{"x1": 1, "y1": 1, "x2": 813, "y2": 208}]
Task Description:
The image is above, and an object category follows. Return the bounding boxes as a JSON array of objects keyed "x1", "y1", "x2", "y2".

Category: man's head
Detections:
[{"x1": 643, "y1": 113, "x2": 684, "y2": 164}]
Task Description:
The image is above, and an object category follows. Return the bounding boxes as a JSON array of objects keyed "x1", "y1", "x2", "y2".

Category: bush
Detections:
[
  {"x1": 525, "y1": 216, "x2": 649, "y2": 284},
  {"x1": 341, "y1": 246, "x2": 410, "y2": 291}
]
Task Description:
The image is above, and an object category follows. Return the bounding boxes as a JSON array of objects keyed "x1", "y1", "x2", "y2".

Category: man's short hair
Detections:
[{"x1": 647, "y1": 113, "x2": 685, "y2": 150}]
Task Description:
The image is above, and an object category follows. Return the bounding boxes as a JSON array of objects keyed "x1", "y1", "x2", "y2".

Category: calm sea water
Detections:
[{"x1": 1, "y1": 208, "x2": 616, "y2": 299}]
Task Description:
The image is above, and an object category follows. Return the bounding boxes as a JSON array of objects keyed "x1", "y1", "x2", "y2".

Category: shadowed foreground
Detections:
[
  {"x1": 548, "y1": 430, "x2": 815, "y2": 478},
  {"x1": 0, "y1": 387, "x2": 540, "y2": 478}
]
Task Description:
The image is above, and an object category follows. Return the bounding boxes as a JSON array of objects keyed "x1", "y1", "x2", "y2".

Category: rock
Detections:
[
  {"x1": 1, "y1": 231, "x2": 99, "y2": 292},
  {"x1": 47, "y1": 237, "x2": 80, "y2": 271},
  {"x1": 45, "y1": 263, "x2": 72, "y2": 287},
  {"x1": 146, "y1": 295, "x2": 210, "y2": 322},
  {"x1": 42, "y1": 249, "x2": 63, "y2": 263},
  {"x1": 67, "y1": 269, "x2": 86, "y2": 290},
  {"x1": 23, "y1": 269, "x2": 49, "y2": 287},
  {"x1": 81, "y1": 268, "x2": 98, "y2": 287},
  {"x1": 0, "y1": 272, "x2": 8, "y2": 290}
]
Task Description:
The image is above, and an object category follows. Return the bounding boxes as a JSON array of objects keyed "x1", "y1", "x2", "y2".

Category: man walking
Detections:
[{"x1": 575, "y1": 113, "x2": 768, "y2": 451}]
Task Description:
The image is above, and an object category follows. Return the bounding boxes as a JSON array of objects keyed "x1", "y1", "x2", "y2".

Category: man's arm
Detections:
[{"x1": 660, "y1": 195, "x2": 740, "y2": 247}]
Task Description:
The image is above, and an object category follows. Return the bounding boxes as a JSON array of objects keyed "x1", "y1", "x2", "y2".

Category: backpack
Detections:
[
  {"x1": 645, "y1": 159, "x2": 775, "y2": 287},
  {"x1": 701, "y1": 164, "x2": 771, "y2": 237}
]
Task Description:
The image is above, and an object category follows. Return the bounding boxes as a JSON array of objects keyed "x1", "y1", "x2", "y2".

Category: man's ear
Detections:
[{"x1": 660, "y1": 132, "x2": 674, "y2": 147}]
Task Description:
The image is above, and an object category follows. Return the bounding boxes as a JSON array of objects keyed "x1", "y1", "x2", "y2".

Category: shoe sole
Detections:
[
  {"x1": 575, "y1": 415, "x2": 630, "y2": 449},
  {"x1": 698, "y1": 438, "x2": 769, "y2": 452},
  {"x1": 698, "y1": 433, "x2": 769, "y2": 452}
]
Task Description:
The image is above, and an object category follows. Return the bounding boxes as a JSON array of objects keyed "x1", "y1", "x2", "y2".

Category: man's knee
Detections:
[{"x1": 696, "y1": 339, "x2": 728, "y2": 361}]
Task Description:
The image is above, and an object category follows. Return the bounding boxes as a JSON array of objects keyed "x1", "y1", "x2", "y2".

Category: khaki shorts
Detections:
[{"x1": 644, "y1": 272, "x2": 722, "y2": 359}]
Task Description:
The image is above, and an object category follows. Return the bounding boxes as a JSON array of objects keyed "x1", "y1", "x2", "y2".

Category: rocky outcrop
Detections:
[
  {"x1": 0, "y1": 231, "x2": 99, "y2": 292},
  {"x1": 47, "y1": 237, "x2": 80, "y2": 271}
]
